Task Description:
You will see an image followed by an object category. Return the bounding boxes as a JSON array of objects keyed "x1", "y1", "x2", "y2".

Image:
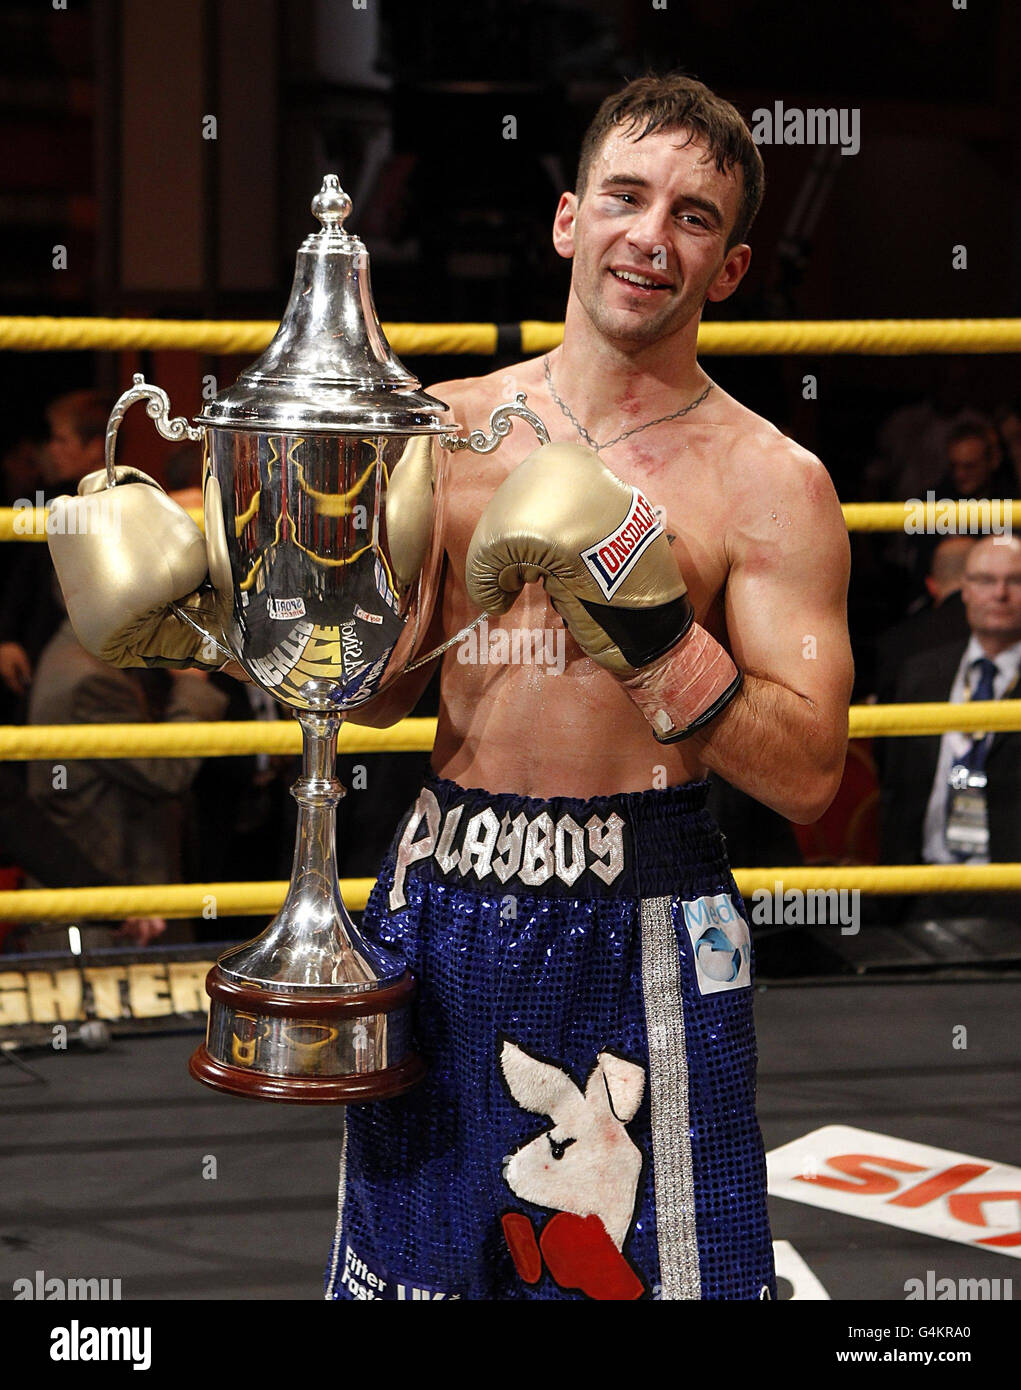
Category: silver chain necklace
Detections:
[{"x1": 543, "y1": 355, "x2": 713, "y2": 452}]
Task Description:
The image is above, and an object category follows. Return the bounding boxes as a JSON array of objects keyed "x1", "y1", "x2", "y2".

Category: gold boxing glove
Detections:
[
  {"x1": 465, "y1": 442, "x2": 741, "y2": 741},
  {"x1": 385, "y1": 435, "x2": 436, "y2": 591},
  {"x1": 48, "y1": 466, "x2": 227, "y2": 669}
]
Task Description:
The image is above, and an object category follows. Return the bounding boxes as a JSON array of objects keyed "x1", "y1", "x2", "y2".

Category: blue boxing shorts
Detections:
[{"x1": 324, "y1": 773, "x2": 775, "y2": 1301}]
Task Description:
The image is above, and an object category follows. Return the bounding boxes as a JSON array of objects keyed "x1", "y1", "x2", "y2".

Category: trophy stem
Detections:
[
  {"x1": 188, "y1": 706, "x2": 426, "y2": 1102},
  {"x1": 210, "y1": 710, "x2": 403, "y2": 991},
  {"x1": 284, "y1": 709, "x2": 353, "y2": 954}
]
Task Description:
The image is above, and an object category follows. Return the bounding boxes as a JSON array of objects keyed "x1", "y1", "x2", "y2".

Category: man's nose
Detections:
[{"x1": 626, "y1": 206, "x2": 673, "y2": 257}]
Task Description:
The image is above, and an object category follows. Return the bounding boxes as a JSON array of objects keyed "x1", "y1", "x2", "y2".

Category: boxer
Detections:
[{"x1": 49, "y1": 74, "x2": 852, "y2": 1300}]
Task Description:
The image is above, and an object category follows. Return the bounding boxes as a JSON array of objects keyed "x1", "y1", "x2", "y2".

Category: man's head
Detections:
[
  {"x1": 946, "y1": 417, "x2": 996, "y2": 498},
  {"x1": 926, "y1": 536, "x2": 975, "y2": 603},
  {"x1": 961, "y1": 536, "x2": 1021, "y2": 653},
  {"x1": 553, "y1": 73, "x2": 764, "y2": 349},
  {"x1": 45, "y1": 390, "x2": 115, "y2": 485}
]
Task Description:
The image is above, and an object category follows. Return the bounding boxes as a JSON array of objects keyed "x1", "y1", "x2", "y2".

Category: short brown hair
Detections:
[{"x1": 576, "y1": 73, "x2": 765, "y2": 249}]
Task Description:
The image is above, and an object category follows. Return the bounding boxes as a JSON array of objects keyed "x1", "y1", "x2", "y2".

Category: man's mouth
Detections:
[{"x1": 609, "y1": 268, "x2": 671, "y2": 293}]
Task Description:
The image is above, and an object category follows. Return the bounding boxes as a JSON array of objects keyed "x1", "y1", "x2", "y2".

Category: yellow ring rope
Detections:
[
  {"x1": 5, "y1": 500, "x2": 1018, "y2": 542},
  {"x1": 4, "y1": 316, "x2": 1021, "y2": 356},
  {"x1": 0, "y1": 703, "x2": 1015, "y2": 762},
  {"x1": 1, "y1": 864, "x2": 1018, "y2": 921},
  {"x1": 1, "y1": 317, "x2": 1017, "y2": 922},
  {"x1": 0, "y1": 717, "x2": 435, "y2": 760}
]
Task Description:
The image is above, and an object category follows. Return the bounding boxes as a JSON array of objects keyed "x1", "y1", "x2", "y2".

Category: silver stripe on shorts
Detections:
[
  {"x1": 324, "y1": 1118, "x2": 349, "y2": 1300},
  {"x1": 640, "y1": 894, "x2": 701, "y2": 1300}
]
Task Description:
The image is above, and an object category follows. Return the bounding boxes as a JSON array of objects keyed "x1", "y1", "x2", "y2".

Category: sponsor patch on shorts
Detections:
[
  {"x1": 680, "y1": 893, "x2": 751, "y2": 993},
  {"x1": 336, "y1": 1243, "x2": 461, "y2": 1300},
  {"x1": 355, "y1": 604, "x2": 383, "y2": 625},
  {"x1": 580, "y1": 488, "x2": 662, "y2": 600}
]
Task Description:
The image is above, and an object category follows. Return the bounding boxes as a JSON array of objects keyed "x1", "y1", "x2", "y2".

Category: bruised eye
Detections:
[{"x1": 548, "y1": 1135, "x2": 577, "y2": 1161}]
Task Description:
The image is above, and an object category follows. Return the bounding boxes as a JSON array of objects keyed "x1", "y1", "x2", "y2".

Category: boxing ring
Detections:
[{"x1": 1, "y1": 315, "x2": 1019, "y2": 1300}]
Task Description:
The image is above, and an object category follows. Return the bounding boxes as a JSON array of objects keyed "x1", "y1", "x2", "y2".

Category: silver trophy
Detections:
[{"x1": 104, "y1": 176, "x2": 548, "y2": 1102}]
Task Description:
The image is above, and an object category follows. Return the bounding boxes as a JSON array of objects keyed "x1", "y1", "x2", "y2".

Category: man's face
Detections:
[
  {"x1": 552, "y1": 126, "x2": 750, "y2": 349},
  {"x1": 948, "y1": 435, "x2": 994, "y2": 497},
  {"x1": 45, "y1": 418, "x2": 93, "y2": 484},
  {"x1": 961, "y1": 541, "x2": 1021, "y2": 642}
]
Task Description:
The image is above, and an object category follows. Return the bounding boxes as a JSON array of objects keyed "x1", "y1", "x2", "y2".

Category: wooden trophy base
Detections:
[
  {"x1": 189, "y1": 966, "x2": 427, "y2": 1105},
  {"x1": 188, "y1": 1043, "x2": 427, "y2": 1104}
]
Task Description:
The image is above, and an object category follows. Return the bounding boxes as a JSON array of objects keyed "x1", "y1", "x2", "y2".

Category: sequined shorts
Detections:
[{"x1": 324, "y1": 773, "x2": 775, "y2": 1301}]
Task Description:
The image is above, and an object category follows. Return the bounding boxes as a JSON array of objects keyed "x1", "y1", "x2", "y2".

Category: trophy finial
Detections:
[{"x1": 312, "y1": 175, "x2": 352, "y2": 232}]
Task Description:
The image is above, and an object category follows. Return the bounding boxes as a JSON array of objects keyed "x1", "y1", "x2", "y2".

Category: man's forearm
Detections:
[{"x1": 688, "y1": 673, "x2": 847, "y2": 824}]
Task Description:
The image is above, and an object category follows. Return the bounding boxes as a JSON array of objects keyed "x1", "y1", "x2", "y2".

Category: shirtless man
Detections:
[
  {"x1": 48, "y1": 75, "x2": 852, "y2": 1301},
  {"x1": 324, "y1": 76, "x2": 851, "y2": 1303}
]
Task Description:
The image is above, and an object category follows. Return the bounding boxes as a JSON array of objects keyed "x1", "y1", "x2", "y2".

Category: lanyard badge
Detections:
[{"x1": 945, "y1": 761, "x2": 989, "y2": 859}]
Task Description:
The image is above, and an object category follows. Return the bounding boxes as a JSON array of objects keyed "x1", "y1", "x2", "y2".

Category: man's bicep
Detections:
[{"x1": 724, "y1": 507, "x2": 852, "y2": 708}]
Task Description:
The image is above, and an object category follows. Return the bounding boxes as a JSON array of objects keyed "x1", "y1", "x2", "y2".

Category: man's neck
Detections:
[
  {"x1": 552, "y1": 292, "x2": 710, "y2": 439},
  {"x1": 976, "y1": 634, "x2": 1021, "y2": 659}
]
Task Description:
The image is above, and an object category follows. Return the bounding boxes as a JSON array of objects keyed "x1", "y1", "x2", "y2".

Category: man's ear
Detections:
[
  {"x1": 552, "y1": 192, "x2": 578, "y2": 261},
  {"x1": 706, "y1": 243, "x2": 752, "y2": 304}
]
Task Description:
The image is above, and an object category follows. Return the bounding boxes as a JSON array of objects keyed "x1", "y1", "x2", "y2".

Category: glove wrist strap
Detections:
[{"x1": 621, "y1": 623, "x2": 742, "y2": 742}]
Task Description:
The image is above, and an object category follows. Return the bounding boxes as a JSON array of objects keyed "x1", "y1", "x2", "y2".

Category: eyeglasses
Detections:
[{"x1": 964, "y1": 574, "x2": 1021, "y2": 591}]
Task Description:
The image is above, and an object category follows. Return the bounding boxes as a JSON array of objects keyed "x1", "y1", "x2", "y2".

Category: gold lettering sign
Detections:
[
  {"x1": 83, "y1": 967, "x2": 129, "y2": 1020},
  {"x1": 0, "y1": 972, "x2": 30, "y2": 1027},
  {"x1": 126, "y1": 964, "x2": 173, "y2": 1019},
  {"x1": 26, "y1": 970, "x2": 84, "y2": 1024}
]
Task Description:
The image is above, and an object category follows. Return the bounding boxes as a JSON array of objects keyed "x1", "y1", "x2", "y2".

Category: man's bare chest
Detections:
[{"x1": 439, "y1": 433, "x2": 733, "y2": 621}]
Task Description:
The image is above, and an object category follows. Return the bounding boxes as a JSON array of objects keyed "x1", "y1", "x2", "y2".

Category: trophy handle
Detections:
[
  {"x1": 105, "y1": 372, "x2": 203, "y2": 488},
  {"x1": 438, "y1": 392, "x2": 550, "y2": 454},
  {"x1": 105, "y1": 374, "x2": 229, "y2": 663}
]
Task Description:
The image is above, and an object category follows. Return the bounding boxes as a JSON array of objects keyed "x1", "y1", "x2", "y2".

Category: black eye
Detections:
[{"x1": 548, "y1": 1135, "x2": 577, "y2": 1161}]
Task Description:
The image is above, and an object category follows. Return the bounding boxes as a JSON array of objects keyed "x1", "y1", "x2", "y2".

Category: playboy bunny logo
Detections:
[{"x1": 498, "y1": 1038, "x2": 648, "y2": 1300}]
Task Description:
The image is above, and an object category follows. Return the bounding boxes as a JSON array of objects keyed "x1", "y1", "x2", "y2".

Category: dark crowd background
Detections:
[{"x1": 1, "y1": 0, "x2": 1019, "y2": 973}]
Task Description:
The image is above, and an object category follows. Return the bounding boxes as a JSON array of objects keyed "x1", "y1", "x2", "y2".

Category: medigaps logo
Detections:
[{"x1": 751, "y1": 101, "x2": 860, "y2": 156}]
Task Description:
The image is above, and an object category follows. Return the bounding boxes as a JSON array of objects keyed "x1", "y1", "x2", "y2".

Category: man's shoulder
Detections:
[
  {"x1": 426, "y1": 356, "x2": 543, "y2": 429},
  {"x1": 712, "y1": 393, "x2": 840, "y2": 518},
  {"x1": 725, "y1": 397, "x2": 826, "y2": 477}
]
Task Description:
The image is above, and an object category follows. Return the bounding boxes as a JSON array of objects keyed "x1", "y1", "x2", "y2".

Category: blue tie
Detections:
[{"x1": 965, "y1": 656, "x2": 998, "y2": 771}]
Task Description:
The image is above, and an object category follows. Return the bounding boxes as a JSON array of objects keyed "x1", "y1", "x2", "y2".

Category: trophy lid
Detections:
[{"x1": 198, "y1": 176, "x2": 449, "y2": 434}]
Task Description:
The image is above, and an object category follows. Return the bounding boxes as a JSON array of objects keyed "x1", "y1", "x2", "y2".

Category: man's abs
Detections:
[{"x1": 430, "y1": 610, "x2": 709, "y2": 798}]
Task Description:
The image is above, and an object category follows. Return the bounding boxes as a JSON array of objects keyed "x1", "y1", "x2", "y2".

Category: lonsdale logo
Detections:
[{"x1": 581, "y1": 489, "x2": 662, "y2": 600}]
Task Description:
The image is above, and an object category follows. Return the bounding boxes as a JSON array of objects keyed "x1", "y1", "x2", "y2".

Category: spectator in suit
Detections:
[
  {"x1": 20, "y1": 616, "x2": 229, "y2": 951},
  {"x1": 872, "y1": 536, "x2": 973, "y2": 706},
  {"x1": 889, "y1": 414, "x2": 1015, "y2": 615},
  {"x1": 879, "y1": 534, "x2": 1021, "y2": 922}
]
